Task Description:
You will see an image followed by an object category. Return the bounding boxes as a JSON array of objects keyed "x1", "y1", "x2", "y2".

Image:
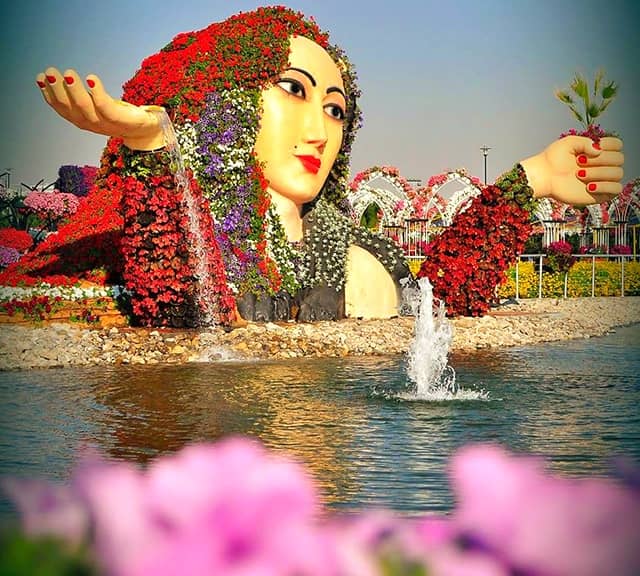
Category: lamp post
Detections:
[{"x1": 480, "y1": 145, "x2": 491, "y2": 184}]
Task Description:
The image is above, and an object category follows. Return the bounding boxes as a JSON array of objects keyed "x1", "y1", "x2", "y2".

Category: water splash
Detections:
[
  {"x1": 156, "y1": 110, "x2": 218, "y2": 326},
  {"x1": 190, "y1": 344, "x2": 246, "y2": 363},
  {"x1": 398, "y1": 277, "x2": 488, "y2": 401}
]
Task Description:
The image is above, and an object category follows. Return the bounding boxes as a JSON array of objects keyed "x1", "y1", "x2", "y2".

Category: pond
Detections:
[{"x1": 1, "y1": 323, "x2": 638, "y2": 516}]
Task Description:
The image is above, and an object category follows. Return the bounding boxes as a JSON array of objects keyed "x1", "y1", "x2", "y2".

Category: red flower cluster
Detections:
[
  {"x1": 417, "y1": 184, "x2": 532, "y2": 316},
  {"x1": 122, "y1": 6, "x2": 327, "y2": 123},
  {"x1": 0, "y1": 228, "x2": 34, "y2": 252},
  {"x1": 0, "y1": 294, "x2": 63, "y2": 321},
  {"x1": 0, "y1": 141, "x2": 125, "y2": 287},
  {"x1": 544, "y1": 240, "x2": 576, "y2": 274},
  {"x1": 559, "y1": 123, "x2": 612, "y2": 143},
  {"x1": 119, "y1": 156, "x2": 235, "y2": 327}
]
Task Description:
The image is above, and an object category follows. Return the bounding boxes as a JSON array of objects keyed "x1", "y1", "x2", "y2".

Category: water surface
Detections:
[{"x1": 1, "y1": 323, "x2": 638, "y2": 514}]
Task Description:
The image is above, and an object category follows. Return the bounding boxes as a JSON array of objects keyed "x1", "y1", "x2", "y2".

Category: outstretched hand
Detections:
[
  {"x1": 36, "y1": 68, "x2": 165, "y2": 150},
  {"x1": 521, "y1": 136, "x2": 624, "y2": 206}
]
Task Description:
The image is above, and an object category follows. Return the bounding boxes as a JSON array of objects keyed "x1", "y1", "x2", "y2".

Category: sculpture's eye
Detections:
[
  {"x1": 277, "y1": 78, "x2": 306, "y2": 99},
  {"x1": 325, "y1": 103, "x2": 345, "y2": 122}
]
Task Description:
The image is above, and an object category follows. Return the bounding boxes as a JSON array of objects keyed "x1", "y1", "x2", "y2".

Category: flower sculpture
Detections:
[
  {"x1": 1, "y1": 6, "x2": 625, "y2": 323},
  {"x1": 417, "y1": 166, "x2": 537, "y2": 316},
  {"x1": 2, "y1": 6, "x2": 410, "y2": 326}
]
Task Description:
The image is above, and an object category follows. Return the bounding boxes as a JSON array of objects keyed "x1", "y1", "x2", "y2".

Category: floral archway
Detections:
[
  {"x1": 348, "y1": 166, "x2": 414, "y2": 228},
  {"x1": 407, "y1": 185, "x2": 447, "y2": 224},
  {"x1": 607, "y1": 177, "x2": 640, "y2": 249},
  {"x1": 427, "y1": 170, "x2": 482, "y2": 226},
  {"x1": 609, "y1": 177, "x2": 640, "y2": 223}
]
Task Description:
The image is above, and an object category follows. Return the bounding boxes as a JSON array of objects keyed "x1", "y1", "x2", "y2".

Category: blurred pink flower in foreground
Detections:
[
  {"x1": 450, "y1": 444, "x2": 640, "y2": 576},
  {"x1": 3, "y1": 439, "x2": 639, "y2": 576}
]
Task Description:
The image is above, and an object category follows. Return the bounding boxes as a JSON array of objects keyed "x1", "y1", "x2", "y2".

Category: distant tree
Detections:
[
  {"x1": 360, "y1": 203, "x2": 381, "y2": 230},
  {"x1": 555, "y1": 70, "x2": 618, "y2": 130},
  {"x1": 524, "y1": 233, "x2": 542, "y2": 254}
]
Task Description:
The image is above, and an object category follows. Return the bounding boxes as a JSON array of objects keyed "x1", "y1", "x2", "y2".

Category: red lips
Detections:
[{"x1": 296, "y1": 155, "x2": 321, "y2": 174}]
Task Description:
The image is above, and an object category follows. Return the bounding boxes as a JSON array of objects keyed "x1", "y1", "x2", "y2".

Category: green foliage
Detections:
[
  {"x1": 360, "y1": 203, "x2": 381, "y2": 229},
  {"x1": 555, "y1": 70, "x2": 618, "y2": 129},
  {"x1": 0, "y1": 530, "x2": 93, "y2": 576},
  {"x1": 523, "y1": 233, "x2": 542, "y2": 254}
]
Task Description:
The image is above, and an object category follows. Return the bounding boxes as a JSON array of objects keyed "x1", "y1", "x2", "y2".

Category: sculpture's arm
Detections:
[
  {"x1": 36, "y1": 68, "x2": 164, "y2": 150},
  {"x1": 521, "y1": 136, "x2": 624, "y2": 206}
]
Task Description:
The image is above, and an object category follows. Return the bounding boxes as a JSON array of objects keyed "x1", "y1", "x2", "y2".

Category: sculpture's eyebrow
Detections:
[
  {"x1": 285, "y1": 67, "x2": 317, "y2": 86},
  {"x1": 327, "y1": 86, "x2": 347, "y2": 101},
  {"x1": 284, "y1": 67, "x2": 347, "y2": 101}
]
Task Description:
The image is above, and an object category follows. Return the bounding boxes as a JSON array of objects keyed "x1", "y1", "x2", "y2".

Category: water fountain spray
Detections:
[{"x1": 400, "y1": 277, "x2": 487, "y2": 401}]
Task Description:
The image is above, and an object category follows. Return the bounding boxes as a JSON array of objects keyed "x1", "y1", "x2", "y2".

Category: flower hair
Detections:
[{"x1": 117, "y1": 6, "x2": 363, "y2": 295}]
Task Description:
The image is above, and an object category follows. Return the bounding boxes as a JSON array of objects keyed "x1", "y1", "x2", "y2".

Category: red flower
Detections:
[{"x1": 0, "y1": 228, "x2": 34, "y2": 252}]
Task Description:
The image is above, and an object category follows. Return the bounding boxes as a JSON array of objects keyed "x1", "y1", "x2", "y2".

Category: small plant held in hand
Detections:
[{"x1": 555, "y1": 69, "x2": 618, "y2": 132}]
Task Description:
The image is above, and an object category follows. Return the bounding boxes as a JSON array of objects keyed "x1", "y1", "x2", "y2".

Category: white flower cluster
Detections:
[
  {"x1": 265, "y1": 206, "x2": 307, "y2": 293},
  {"x1": 0, "y1": 283, "x2": 116, "y2": 303},
  {"x1": 304, "y1": 200, "x2": 350, "y2": 290},
  {"x1": 350, "y1": 225, "x2": 407, "y2": 275},
  {"x1": 174, "y1": 120, "x2": 206, "y2": 176}
]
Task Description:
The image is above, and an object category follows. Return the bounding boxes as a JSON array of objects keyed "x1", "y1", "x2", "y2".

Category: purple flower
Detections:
[
  {"x1": 0, "y1": 245, "x2": 21, "y2": 267},
  {"x1": 1, "y1": 476, "x2": 88, "y2": 547}
]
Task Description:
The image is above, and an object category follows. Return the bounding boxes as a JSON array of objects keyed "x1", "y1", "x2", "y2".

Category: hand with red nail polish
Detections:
[
  {"x1": 521, "y1": 134, "x2": 624, "y2": 206},
  {"x1": 34, "y1": 67, "x2": 164, "y2": 150}
]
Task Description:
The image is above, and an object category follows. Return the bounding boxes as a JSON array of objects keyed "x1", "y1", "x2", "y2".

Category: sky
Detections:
[{"x1": 1, "y1": 0, "x2": 638, "y2": 190}]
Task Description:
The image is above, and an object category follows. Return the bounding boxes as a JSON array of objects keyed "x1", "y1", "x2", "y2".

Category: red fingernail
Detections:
[
  {"x1": 588, "y1": 183, "x2": 597, "y2": 192},
  {"x1": 593, "y1": 142, "x2": 601, "y2": 150},
  {"x1": 86, "y1": 78, "x2": 95, "y2": 88},
  {"x1": 578, "y1": 155, "x2": 587, "y2": 164},
  {"x1": 64, "y1": 75, "x2": 74, "y2": 85},
  {"x1": 46, "y1": 75, "x2": 56, "y2": 84},
  {"x1": 578, "y1": 170, "x2": 586, "y2": 178},
  {"x1": 36, "y1": 80, "x2": 46, "y2": 88}
]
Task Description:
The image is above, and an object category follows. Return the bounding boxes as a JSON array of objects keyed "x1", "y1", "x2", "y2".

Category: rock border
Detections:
[{"x1": 0, "y1": 297, "x2": 638, "y2": 371}]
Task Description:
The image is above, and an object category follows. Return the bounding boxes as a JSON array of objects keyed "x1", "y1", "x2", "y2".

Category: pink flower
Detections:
[
  {"x1": 74, "y1": 437, "x2": 327, "y2": 575},
  {"x1": 450, "y1": 444, "x2": 640, "y2": 576},
  {"x1": 23, "y1": 191, "x2": 80, "y2": 221},
  {"x1": 4, "y1": 439, "x2": 639, "y2": 576}
]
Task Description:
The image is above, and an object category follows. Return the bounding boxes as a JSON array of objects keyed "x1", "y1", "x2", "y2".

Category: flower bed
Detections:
[
  {"x1": 0, "y1": 283, "x2": 128, "y2": 327},
  {"x1": 499, "y1": 260, "x2": 640, "y2": 298},
  {"x1": 0, "y1": 296, "x2": 127, "y2": 327}
]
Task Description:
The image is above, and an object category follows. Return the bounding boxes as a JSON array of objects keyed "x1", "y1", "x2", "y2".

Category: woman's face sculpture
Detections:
[{"x1": 253, "y1": 36, "x2": 347, "y2": 207}]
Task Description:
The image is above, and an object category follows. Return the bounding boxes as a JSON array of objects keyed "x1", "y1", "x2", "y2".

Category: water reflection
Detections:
[{"x1": 0, "y1": 324, "x2": 638, "y2": 514}]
